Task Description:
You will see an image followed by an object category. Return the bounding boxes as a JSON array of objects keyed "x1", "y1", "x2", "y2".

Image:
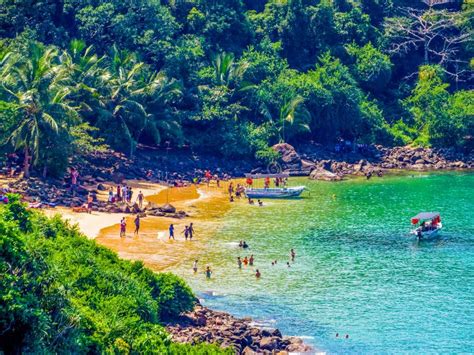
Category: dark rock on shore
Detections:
[{"x1": 166, "y1": 303, "x2": 313, "y2": 354}]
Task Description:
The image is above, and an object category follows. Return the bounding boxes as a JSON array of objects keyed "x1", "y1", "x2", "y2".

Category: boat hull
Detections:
[
  {"x1": 245, "y1": 186, "x2": 305, "y2": 199},
  {"x1": 411, "y1": 223, "x2": 443, "y2": 240}
]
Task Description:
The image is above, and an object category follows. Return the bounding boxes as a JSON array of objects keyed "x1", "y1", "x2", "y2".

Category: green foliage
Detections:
[
  {"x1": 0, "y1": 198, "x2": 226, "y2": 353},
  {"x1": 0, "y1": 0, "x2": 473, "y2": 178}
]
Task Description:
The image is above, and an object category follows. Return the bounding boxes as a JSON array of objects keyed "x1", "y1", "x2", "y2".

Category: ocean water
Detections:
[{"x1": 169, "y1": 172, "x2": 474, "y2": 353}]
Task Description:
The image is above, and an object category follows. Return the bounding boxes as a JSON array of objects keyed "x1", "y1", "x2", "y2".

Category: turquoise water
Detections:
[{"x1": 170, "y1": 173, "x2": 474, "y2": 353}]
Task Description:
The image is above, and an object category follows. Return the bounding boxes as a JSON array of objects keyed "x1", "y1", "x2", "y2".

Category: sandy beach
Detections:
[{"x1": 42, "y1": 179, "x2": 233, "y2": 271}]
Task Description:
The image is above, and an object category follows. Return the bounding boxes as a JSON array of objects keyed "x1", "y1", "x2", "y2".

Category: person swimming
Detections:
[
  {"x1": 248, "y1": 198, "x2": 255, "y2": 205},
  {"x1": 242, "y1": 241, "x2": 249, "y2": 249},
  {"x1": 287, "y1": 262, "x2": 291, "y2": 268},
  {"x1": 258, "y1": 199, "x2": 263, "y2": 206},
  {"x1": 255, "y1": 269, "x2": 261, "y2": 278},
  {"x1": 239, "y1": 240, "x2": 243, "y2": 248}
]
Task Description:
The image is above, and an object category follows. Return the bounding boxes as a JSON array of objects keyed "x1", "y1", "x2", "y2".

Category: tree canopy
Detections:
[{"x1": 0, "y1": 0, "x2": 472, "y2": 176}]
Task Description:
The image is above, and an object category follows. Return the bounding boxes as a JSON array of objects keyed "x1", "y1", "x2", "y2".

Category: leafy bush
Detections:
[{"x1": 0, "y1": 198, "x2": 225, "y2": 354}]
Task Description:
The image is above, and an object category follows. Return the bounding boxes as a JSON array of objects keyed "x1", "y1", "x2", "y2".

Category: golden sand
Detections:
[{"x1": 94, "y1": 181, "x2": 233, "y2": 271}]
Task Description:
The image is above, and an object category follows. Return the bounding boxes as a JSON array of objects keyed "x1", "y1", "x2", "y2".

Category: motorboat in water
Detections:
[
  {"x1": 410, "y1": 212, "x2": 442, "y2": 240},
  {"x1": 244, "y1": 173, "x2": 306, "y2": 199}
]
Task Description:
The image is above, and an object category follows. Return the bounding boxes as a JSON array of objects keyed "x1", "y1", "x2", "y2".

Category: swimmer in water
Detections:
[
  {"x1": 287, "y1": 262, "x2": 291, "y2": 268},
  {"x1": 255, "y1": 269, "x2": 261, "y2": 278},
  {"x1": 242, "y1": 241, "x2": 249, "y2": 249},
  {"x1": 290, "y1": 248, "x2": 296, "y2": 261},
  {"x1": 206, "y1": 266, "x2": 212, "y2": 278},
  {"x1": 258, "y1": 199, "x2": 263, "y2": 206}
]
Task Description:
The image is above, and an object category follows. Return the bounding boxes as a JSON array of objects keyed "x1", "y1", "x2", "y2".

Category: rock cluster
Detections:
[
  {"x1": 271, "y1": 144, "x2": 473, "y2": 180},
  {"x1": 166, "y1": 303, "x2": 312, "y2": 354}
]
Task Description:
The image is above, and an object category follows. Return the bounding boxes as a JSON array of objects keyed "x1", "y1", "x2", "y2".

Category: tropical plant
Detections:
[
  {"x1": 0, "y1": 42, "x2": 79, "y2": 177},
  {"x1": 260, "y1": 95, "x2": 311, "y2": 143}
]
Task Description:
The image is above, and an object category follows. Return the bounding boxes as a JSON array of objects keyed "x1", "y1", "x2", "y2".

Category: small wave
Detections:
[{"x1": 200, "y1": 290, "x2": 225, "y2": 298}]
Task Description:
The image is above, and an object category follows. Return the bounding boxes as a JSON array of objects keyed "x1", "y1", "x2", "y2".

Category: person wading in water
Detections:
[{"x1": 134, "y1": 214, "x2": 140, "y2": 235}]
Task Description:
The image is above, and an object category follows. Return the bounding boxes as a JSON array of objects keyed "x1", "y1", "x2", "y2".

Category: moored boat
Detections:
[
  {"x1": 410, "y1": 212, "x2": 442, "y2": 240},
  {"x1": 244, "y1": 173, "x2": 306, "y2": 199}
]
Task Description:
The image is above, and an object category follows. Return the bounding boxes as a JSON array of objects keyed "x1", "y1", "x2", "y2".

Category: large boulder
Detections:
[
  {"x1": 272, "y1": 143, "x2": 301, "y2": 165},
  {"x1": 159, "y1": 203, "x2": 176, "y2": 213},
  {"x1": 310, "y1": 168, "x2": 343, "y2": 181}
]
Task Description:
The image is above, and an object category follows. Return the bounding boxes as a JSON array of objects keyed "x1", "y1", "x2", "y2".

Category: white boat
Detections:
[
  {"x1": 410, "y1": 212, "x2": 442, "y2": 240},
  {"x1": 245, "y1": 186, "x2": 306, "y2": 199},
  {"x1": 244, "y1": 173, "x2": 306, "y2": 199}
]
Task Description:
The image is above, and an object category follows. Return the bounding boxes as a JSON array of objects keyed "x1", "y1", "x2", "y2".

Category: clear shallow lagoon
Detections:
[{"x1": 169, "y1": 172, "x2": 474, "y2": 353}]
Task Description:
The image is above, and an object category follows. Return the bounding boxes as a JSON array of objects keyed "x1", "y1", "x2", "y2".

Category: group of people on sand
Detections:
[
  {"x1": 227, "y1": 182, "x2": 245, "y2": 202},
  {"x1": 109, "y1": 184, "x2": 136, "y2": 204}
]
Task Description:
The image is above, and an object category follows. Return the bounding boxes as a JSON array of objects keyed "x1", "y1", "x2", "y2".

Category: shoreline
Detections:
[{"x1": 38, "y1": 180, "x2": 314, "y2": 354}]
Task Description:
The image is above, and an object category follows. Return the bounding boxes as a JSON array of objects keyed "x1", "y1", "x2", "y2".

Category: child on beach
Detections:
[
  {"x1": 182, "y1": 225, "x2": 189, "y2": 240},
  {"x1": 120, "y1": 217, "x2": 126, "y2": 238}
]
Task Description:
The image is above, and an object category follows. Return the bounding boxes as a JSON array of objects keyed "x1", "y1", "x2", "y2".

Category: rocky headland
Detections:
[{"x1": 166, "y1": 302, "x2": 312, "y2": 354}]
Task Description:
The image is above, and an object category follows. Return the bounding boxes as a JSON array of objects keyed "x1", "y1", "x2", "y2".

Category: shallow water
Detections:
[{"x1": 168, "y1": 172, "x2": 474, "y2": 353}]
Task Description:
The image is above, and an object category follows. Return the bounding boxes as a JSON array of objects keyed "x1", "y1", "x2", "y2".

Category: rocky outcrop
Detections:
[
  {"x1": 166, "y1": 303, "x2": 312, "y2": 354},
  {"x1": 309, "y1": 168, "x2": 342, "y2": 181},
  {"x1": 272, "y1": 143, "x2": 301, "y2": 165}
]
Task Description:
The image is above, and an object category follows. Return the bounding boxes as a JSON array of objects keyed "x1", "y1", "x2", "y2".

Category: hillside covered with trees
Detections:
[
  {"x1": 0, "y1": 195, "x2": 229, "y2": 353},
  {"x1": 0, "y1": 0, "x2": 473, "y2": 177}
]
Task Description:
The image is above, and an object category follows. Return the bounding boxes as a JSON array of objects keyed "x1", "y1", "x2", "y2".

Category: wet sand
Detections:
[{"x1": 94, "y1": 182, "x2": 233, "y2": 271}]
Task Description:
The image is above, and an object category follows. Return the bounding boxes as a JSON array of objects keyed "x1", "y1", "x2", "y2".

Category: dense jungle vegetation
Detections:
[
  {"x1": 0, "y1": 195, "x2": 229, "y2": 353},
  {"x1": 0, "y1": 0, "x2": 473, "y2": 177}
]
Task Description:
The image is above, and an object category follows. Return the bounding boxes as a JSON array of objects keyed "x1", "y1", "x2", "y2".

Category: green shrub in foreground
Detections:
[{"x1": 0, "y1": 197, "x2": 229, "y2": 354}]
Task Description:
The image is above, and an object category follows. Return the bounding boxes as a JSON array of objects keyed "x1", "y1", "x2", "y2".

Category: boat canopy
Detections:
[
  {"x1": 245, "y1": 173, "x2": 290, "y2": 179},
  {"x1": 411, "y1": 212, "x2": 440, "y2": 224}
]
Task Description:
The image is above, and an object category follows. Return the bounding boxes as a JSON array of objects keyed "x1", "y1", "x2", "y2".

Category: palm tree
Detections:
[
  {"x1": 260, "y1": 95, "x2": 311, "y2": 143},
  {"x1": 0, "y1": 42, "x2": 79, "y2": 177},
  {"x1": 212, "y1": 52, "x2": 249, "y2": 87}
]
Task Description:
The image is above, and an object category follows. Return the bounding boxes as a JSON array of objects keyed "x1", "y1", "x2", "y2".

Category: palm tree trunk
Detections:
[{"x1": 23, "y1": 146, "x2": 30, "y2": 178}]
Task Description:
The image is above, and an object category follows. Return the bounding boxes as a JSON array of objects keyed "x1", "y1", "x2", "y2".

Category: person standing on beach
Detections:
[
  {"x1": 116, "y1": 185, "x2": 121, "y2": 201},
  {"x1": 120, "y1": 217, "x2": 126, "y2": 238},
  {"x1": 182, "y1": 225, "x2": 189, "y2": 240},
  {"x1": 87, "y1": 193, "x2": 93, "y2": 214},
  {"x1": 189, "y1": 223, "x2": 194, "y2": 240},
  {"x1": 70, "y1": 168, "x2": 79, "y2": 196},
  {"x1": 134, "y1": 215, "x2": 140, "y2": 235},
  {"x1": 169, "y1": 224, "x2": 175, "y2": 239},
  {"x1": 228, "y1": 182, "x2": 234, "y2": 196},
  {"x1": 128, "y1": 187, "x2": 133, "y2": 203},
  {"x1": 291, "y1": 249, "x2": 296, "y2": 261},
  {"x1": 193, "y1": 260, "x2": 198, "y2": 273},
  {"x1": 137, "y1": 190, "x2": 144, "y2": 209}
]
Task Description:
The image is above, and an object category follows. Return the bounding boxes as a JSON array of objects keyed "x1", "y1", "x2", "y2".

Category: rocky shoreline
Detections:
[
  {"x1": 166, "y1": 302, "x2": 313, "y2": 354},
  {"x1": 2, "y1": 144, "x2": 473, "y2": 207},
  {"x1": 271, "y1": 143, "x2": 474, "y2": 181}
]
